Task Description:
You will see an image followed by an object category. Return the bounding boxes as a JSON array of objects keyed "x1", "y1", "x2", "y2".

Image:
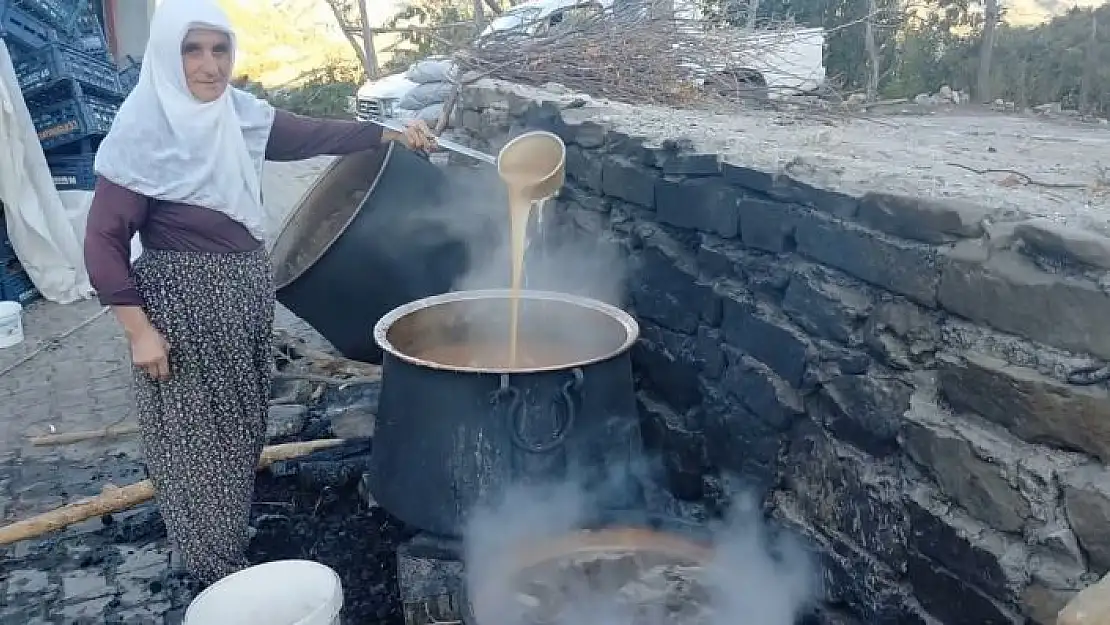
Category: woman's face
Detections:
[{"x1": 181, "y1": 28, "x2": 232, "y2": 102}]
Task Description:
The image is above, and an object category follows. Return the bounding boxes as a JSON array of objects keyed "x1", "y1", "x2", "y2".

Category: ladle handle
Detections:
[{"x1": 367, "y1": 118, "x2": 497, "y2": 166}]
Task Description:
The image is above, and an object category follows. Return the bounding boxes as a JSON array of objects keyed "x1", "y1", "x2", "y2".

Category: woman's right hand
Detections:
[{"x1": 131, "y1": 327, "x2": 171, "y2": 381}]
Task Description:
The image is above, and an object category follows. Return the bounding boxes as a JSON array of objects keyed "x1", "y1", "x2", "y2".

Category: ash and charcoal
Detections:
[
  {"x1": 249, "y1": 438, "x2": 413, "y2": 625},
  {"x1": 0, "y1": 363, "x2": 404, "y2": 625},
  {"x1": 509, "y1": 551, "x2": 714, "y2": 625}
]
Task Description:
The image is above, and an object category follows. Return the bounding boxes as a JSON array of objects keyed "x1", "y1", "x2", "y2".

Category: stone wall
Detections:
[{"x1": 456, "y1": 82, "x2": 1110, "y2": 625}]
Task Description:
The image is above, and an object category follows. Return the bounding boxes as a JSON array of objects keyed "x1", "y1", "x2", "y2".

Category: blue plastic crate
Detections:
[
  {"x1": 0, "y1": 1, "x2": 56, "y2": 50},
  {"x1": 28, "y1": 79, "x2": 120, "y2": 150},
  {"x1": 14, "y1": 41, "x2": 121, "y2": 96},
  {"x1": 47, "y1": 152, "x2": 95, "y2": 190},
  {"x1": 70, "y1": 4, "x2": 105, "y2": 55},
  {"x1": 0, "y1": 257, "x2": 37, "y2": 304},
  {"x1": 13, "y1": 0, "x2": 79, "y2": 33},
  {"x1": 118, "y1": 55, "x2": 139, "y2": 93},
  {"x1": 0, "y1": 228, "x2": 13, "y2": 264}
]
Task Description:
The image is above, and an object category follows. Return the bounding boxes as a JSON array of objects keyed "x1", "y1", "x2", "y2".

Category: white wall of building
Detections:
[{"x1": 110, "y1": 0, "x2": 156, "y2": 62}]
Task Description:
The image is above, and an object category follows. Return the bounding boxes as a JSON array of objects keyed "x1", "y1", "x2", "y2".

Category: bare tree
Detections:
[
  {"x1": 1081, "y1": 14, "x2": 1098, "y2": 113},
  {"x1": 322, "y1": 0, "x2": 378, "y2": 78},
  {"x1": 483, "y1": 0, "x2": 504, "y2": 16},
  {"x1": 864, "y1": 0, "x2": 880, "y2": 100},
  {"x1": 745, "y1": 0, "x2": 760, "y2": 30},
  {"x1": 356, "y1": 0, "x2": 380, "y2": 77},
  {"x1": 976, "y1": 0, "x2": 998, "y2": 103},
  {"x1": 474, "y1": 0, "x2": 487, "y2": 29}
]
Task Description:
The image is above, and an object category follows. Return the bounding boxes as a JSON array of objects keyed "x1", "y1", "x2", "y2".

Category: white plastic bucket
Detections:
[
  {"x1": 184, "y1": 560, "x2": 343, "y2": 625},
  {"x1": 0, "y1": 300, "x2": 24, "y2": 348}
]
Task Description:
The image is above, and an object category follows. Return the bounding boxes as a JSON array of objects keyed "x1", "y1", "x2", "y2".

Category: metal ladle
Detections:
[{"x1": 368, "y1": 118, "x2": 497, "y2": 165}]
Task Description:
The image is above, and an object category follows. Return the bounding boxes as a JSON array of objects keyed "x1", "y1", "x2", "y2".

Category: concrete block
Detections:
[
  {"x1": 782, "y1": 422, "x2": 908, "y2": 571},
  {"x1": 812, "y1": 372, "x2": 912, "y2": 457},
  {"x1": 718, "y1": 282, "x2": 809, "y2": 386},
  {"x1": 783, "y1": 264, "x2": 873, "y2": 346},
  {"x1": 938, "y1": 352, "x2": 1110, "y2": 462},
  {"x1": 857, "y1": 192, "x2": 991, "y2": 244},
  {"x1": 938, "y1": 244, "x2": 1110, "y2": 359},
  {"x1": 601, "y1": 156, "x2": 655, "y2": 208},
  {"x1": 795, "y1": 210, "x2": 939, "y2": 307},
  {"x1": 655, "y1": 177, "x2": 740, "y2": 237}
]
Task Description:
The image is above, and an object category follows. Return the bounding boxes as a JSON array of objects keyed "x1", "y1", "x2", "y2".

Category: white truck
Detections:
[{"x1": 355, "y1": 0, "x2": 826, "y2": 123}]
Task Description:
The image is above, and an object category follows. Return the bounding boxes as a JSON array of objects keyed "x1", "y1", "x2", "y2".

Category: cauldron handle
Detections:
[{"x1": 505, "y1": 369, "x2": 583, "y2": 454}]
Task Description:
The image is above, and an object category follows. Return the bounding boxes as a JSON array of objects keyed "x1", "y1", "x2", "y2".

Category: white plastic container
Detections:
[
  {"x1": 0, "y1": 300, "x2": 24, "y2": 348},
  {"x1": 184, "y1": 560, "x2": 343, "y2": 625}
]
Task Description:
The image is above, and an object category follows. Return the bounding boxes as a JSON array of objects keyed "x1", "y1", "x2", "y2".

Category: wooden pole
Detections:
[
  {"x1": 356, "y1": 0, "x2": 379, "y2": 78},
  {"x1": 474, "y1": 0, "x2": 487, "y2": 30},
  {"x1": 0, "y1": 439, "x2": 347, "y2": 546},
  {"x1": 29, "y1": 423, "x2": 140, "y2": 447},
  {"x1": 976, "y1": 0, "x2": 999, "y2": 103}
]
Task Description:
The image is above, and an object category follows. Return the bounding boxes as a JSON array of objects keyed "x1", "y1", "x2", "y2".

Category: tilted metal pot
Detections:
[{"x1": 368, "y1": 289, "x2": 644, "y2": 537}]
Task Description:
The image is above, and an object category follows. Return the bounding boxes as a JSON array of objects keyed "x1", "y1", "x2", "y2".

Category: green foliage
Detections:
[
  {"x1": 379, "y1": 0, "x2": 479, "y2": 74},
  {"x1": 700, "y1": 0, "x2": 1110, "y2": 114},
  {"x1": 986, "y1": 7, "x2": 1110, "y2": 113},
  {"x1": 239, "y1": 57, "x2": 363, "y2": 119}
]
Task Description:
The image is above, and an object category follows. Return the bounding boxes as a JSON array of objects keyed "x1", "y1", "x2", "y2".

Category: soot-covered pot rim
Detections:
[{"x1": 372, "y1": 288, "x2": 640, "y2": 374}]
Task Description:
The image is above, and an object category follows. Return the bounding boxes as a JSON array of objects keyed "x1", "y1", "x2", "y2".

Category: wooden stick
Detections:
[
  {"x1": 436, "y1": 85, "x2": 462, "y2": 134},
  {"x1": 0, "y1": 439, "x2": 346, "y2": 546},
  {"x1": 272, "y1": 330, "x2": 381, "y2": 377},
  {"x1": 272, "y1": 371, "x2": 381, "y2": 386},
  {"x1": 29, "y1": 424, "x2": 141, "y2": 447}
]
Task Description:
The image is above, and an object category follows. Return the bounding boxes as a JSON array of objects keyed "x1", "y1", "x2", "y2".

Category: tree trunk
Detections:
[
  {"x1": 323, "y1": 0, "x2": 370, "y2": 77},
  {"x1": 976, "y1": 0, "x2": 998, "y2": 104},
  {"x1": 864, "y1": 0, "x2": 880, "y2": 100},
  {"x1": 356, "y1": 0, "x2": 380, "y2": 78},
  {"x1": 745, "y1": 0, "x2": 760, "y2": 30},
  {"x1": 483, "y1": 0, "x2": 504, "y2": 16},
  {"x1": 474, "y1": 0, "x2": 487, "y2": 29},
  {"x1": 1081, "y1": 15, "x2": 1098, "y2": 114}
]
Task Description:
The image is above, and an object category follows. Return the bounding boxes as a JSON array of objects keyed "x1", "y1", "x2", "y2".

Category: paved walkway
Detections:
[
  {"x1": 0, "y1": 157, "x2": 336, "y2": 466},
  {"x1": 0, "y1": 158, "x2": 341, "y2": 624}
]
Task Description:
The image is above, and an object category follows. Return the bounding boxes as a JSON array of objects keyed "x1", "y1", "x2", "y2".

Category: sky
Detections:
[{"x1": 1006, "y1": 0, "x2": 1106, "y2": 25}]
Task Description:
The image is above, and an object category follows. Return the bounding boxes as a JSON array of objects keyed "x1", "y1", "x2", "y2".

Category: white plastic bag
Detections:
[
  {"x1": 404, "y1": 58, "x2": 459, "y2": 85},
  {"x1": 398, "y1": 82, "x2": 454, "y2": 111},
  {"x1": 415, "y1": 102, "x2": 445, "y2": 125}
]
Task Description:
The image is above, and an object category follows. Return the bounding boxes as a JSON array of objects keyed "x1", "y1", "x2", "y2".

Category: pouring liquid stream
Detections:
[
  {"x1": 504, "y1": 185, "x2": 550, "y2": 367},
  {"x1": 497, "y1": 131, "x2": 566, "y2": 368}
]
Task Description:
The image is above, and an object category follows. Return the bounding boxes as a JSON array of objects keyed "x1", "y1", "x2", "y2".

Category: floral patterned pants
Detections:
[{"x1": 132, "y1": 247, "x2": 273, "y2": 586}]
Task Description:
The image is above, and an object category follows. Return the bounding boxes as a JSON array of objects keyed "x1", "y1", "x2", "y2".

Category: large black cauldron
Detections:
[
  {"x1": 370, "y1": 289, "x2": 644, "y2": 537},
  {"x1": 270, "y1": 144, "x2": 498, "y2": 363}
]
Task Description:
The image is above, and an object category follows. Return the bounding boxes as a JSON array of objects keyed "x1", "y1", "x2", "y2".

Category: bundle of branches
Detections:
[{"x1": 453, "y1": 2, "x2": 813, "y2": 108}]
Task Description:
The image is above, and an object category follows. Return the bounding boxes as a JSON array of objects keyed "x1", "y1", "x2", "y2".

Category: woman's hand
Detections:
[
  {"x1": 383, "y1": 120, "x2": 437, "y2": 152},
  {"x1": 130, "y1": 326, "x2": 171, "y2": 381},
  {"x1": 112, "y1": 306, "x2": 171, "y2": 381}
]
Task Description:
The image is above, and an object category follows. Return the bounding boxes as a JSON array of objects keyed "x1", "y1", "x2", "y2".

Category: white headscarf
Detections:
[{"x1": 94, "y1": 0, "x2": 276, "y2": 241}]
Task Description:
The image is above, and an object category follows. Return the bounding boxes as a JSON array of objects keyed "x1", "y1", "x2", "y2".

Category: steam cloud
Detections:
[
  {"x1": 463, "y1": 471, "x2": 818, "y2": 625},
  {"x1": 445, "y1": 163, "x2": 628, "y2": 307},
  {"x1": 434, "y1": 145, "x2": 815, "y2": 624}
]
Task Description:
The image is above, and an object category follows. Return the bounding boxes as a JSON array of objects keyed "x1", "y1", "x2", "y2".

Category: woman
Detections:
[{"x1": 84, "y1": 0, "x2": 434, "y2": 586}]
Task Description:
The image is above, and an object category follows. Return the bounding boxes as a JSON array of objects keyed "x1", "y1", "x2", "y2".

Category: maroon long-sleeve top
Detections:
[{"x1": 84, "y1": 110, "x2": 384, "y2": 307}]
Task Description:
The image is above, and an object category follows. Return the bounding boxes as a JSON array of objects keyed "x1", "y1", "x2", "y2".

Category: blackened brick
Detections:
[{"x1": 655, "y1": 177, "x2": 740, "y2": 237}]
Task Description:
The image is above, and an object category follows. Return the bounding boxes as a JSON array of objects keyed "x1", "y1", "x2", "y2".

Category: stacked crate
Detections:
[
  {"x1": 0, "y1": 211, "x2": 35, "y2": 303},
  {"x1": 0, "y1": 0, "x2": 124, "y2": 302}
]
